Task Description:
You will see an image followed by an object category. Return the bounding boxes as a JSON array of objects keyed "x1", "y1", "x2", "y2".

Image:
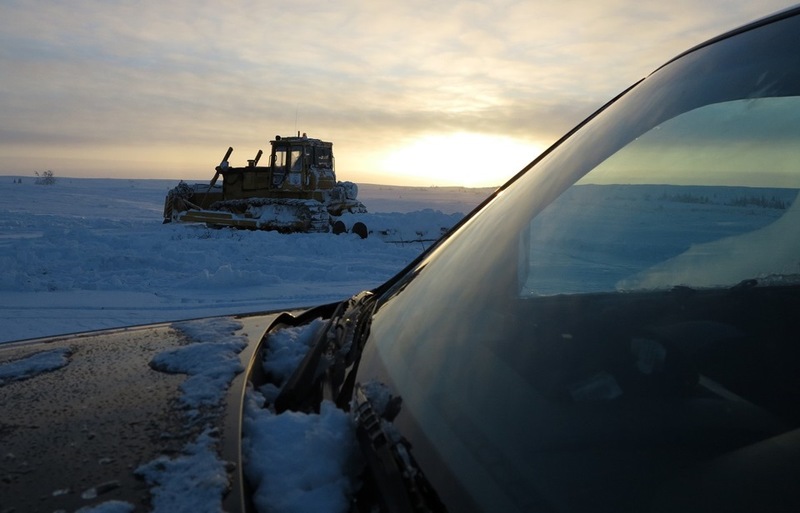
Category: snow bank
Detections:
[{"x1": 0, "y1": 347, "x2": 71, "y2": 385}]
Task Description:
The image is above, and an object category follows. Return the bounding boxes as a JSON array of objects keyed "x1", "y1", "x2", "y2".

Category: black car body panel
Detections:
[{"x1": 0, "y1": 313, "x2": 283, "y2": 512}]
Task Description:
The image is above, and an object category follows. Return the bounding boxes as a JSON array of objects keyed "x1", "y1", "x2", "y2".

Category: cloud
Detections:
[{"x1": 0, "y1": 0, "x2": 794, "y2": 184}]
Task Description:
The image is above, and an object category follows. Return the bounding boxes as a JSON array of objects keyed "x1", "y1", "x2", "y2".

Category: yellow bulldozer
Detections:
[{"x1": 164, "y1": 133, "x2": 368, "y2": 236}]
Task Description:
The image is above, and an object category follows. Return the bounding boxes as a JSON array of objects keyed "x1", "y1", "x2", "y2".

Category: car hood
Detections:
[{"x1": 0, "y1": 311, "x2": 285, "y2": 512}]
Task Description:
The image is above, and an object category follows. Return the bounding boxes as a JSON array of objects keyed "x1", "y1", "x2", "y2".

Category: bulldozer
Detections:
[{"x1": 163, "y1": 133, "x2": 369, "y2": 236}]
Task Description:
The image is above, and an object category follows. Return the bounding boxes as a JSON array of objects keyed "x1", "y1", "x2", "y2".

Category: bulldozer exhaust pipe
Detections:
[{"x1": 210, "y1": 146, "x2": 234, "y2": 187}]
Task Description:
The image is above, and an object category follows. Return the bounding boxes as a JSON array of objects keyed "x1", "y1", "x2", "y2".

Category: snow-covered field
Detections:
[{"x1": 0, "y1": 177, "x2": 494, "y2": 344}]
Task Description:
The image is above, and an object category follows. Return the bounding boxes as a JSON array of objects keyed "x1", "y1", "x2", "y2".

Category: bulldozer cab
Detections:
[
  {"x1": 269, "y1": 136, "x2": 334, "y2": 188},
  {"x1": 220, "y1": 134, "x2": 337, "y2": 201}
]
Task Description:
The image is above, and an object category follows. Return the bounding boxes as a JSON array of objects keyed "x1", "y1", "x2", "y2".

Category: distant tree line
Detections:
[
  {"x1": 659, "y1": 191, "x2": 787, "y2": 210},
  {"x1": 725, "y1": 195, "x2": 787, "y2": 210},
  {"x1": 658, "y1": 192, "x2": 710, "y2": 205}
]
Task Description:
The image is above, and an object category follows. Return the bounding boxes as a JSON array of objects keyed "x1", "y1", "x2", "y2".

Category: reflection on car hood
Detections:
[{"x1": 0, "y1": 312, "x2": 281, "y2": 512}]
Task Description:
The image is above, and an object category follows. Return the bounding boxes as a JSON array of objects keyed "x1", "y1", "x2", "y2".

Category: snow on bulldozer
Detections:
[{"x1": 163, "y1": 133, "x2": 370, "y2": 236}]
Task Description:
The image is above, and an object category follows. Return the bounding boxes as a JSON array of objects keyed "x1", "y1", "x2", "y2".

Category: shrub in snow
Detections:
[{"x1": 34, "y1": 170, "x2": 56, "y2": 185}]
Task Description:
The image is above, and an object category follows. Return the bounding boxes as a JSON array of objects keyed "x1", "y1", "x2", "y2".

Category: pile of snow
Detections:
[
  {"x1": 244, "y1": 396, "x2": 359, "y2": 513},
  {"x1": 0, "y1": 178, "x2": 491, "y2": 343},
  {"x1": 0, "y1": 347, "x2": 71, "y2": 385},
  {"x1": 244, "y1": 320, "x2": 361, "y2": 513},
  {"x1": 149, "y1": 318, "x2": 248, "y2": 409},
  {"x1": 135, "y1": 428, "x2": 231, "y2": 513},
  {"x1": 75, "y1": 501, "x2": 134, "y2": 513},
  {"x1": 339, "y1": 209, "x2": 463, "y2": 242},
  {"x1": 258, "y1": 317, "x2": 326, "y2": 395}
]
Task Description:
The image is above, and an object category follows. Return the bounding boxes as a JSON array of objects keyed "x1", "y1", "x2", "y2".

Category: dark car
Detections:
[{"x1": 3, "y1": 6, "x2": 800, "y2": 513}]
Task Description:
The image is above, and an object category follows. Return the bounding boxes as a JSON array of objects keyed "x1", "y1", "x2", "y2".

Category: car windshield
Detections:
[{"x1": 359, "y1": 11, "x2": 800, "y2": 513}]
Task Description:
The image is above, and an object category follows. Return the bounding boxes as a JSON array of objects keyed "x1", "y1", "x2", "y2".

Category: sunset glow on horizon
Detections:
[{"x1": 379, "y1": 133, "x2": 542, "y2": 187}]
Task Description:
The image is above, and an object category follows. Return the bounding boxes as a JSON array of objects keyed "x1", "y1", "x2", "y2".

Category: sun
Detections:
[{"x1": 379, "y1": 132, "x2": 542, "y2": 187}]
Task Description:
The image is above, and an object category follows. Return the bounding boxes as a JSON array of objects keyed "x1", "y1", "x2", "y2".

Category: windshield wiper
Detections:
[
  {"x1": 353, "y1": 383, "x2": 447, "y2": 513},
  {"x1": 274, "y1": 290, "x2": 375, "y2": 413}
]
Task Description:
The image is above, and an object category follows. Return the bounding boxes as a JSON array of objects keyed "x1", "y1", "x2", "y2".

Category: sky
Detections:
[{"x1": 0, "y1": 1, "x2": 796, "y2": 187}]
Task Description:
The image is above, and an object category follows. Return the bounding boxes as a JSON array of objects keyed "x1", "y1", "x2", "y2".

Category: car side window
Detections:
[{"x1": 519, "y1": 97, "x2": 800, "y2": 296}]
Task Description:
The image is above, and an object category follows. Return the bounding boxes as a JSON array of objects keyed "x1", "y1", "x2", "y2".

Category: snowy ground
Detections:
[
  {"x1": 4, "y1": 177, "x2": 798, "y2": 513},
  {"x1": 0, "y1": 177, "x2": 493, "y2": 343}
]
